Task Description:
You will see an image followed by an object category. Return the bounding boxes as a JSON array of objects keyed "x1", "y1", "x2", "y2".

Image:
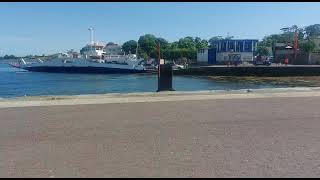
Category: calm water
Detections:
[{"x1": 0, "y1": 61, "x2": 319, "y2": 98}]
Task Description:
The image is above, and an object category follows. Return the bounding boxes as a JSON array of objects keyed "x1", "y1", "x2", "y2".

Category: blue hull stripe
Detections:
[{"x1": 23, "y1": 66, "x2": 146, "y2": 74}]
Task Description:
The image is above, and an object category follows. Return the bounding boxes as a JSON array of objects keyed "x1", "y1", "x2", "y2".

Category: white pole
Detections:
[
  {"x1": 88, "y1": 27, "x2": 94, "y2": 45},
  {"x1": 88, "y1": 27, "x2": 94, "y2": 57},
  {"x1": 92, "y1": 28, "x2": 94, "y2": 44},
  {"x1": 136, "y1": 41, "x2": 138, "y2": 57}
]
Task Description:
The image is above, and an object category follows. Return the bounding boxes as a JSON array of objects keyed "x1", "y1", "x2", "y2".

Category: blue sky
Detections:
[{"x1": 1, "y1": 2, "x2": 320, "y2": 56}]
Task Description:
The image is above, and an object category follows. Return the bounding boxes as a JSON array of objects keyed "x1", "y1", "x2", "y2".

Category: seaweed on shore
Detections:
[{"x1": 206, "y1": 76, "x2": 320, "y2": 87}]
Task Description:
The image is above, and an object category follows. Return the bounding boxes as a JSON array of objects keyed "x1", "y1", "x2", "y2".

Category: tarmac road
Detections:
[{"x1": 1, "y1": 95, "x2": 320, "y2": 177}]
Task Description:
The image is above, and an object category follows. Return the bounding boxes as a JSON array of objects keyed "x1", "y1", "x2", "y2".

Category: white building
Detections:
[{"x1": 197, "y1": 49, "x2": 209, "y2": 64}]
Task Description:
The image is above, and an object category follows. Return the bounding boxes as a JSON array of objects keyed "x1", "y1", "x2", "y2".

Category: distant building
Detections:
[
  {"x1": 197, "y1": 39, "x2": 258, "y2": 64},
  {"x1": 104, "y1": 43, "x2": 122, "y2": 55},
  {"x1": 273, "y1": 38, "x2": 320, "y2": 65},
  {"x1": 273, "y1": 43, "x2": 295, "y2": 63}
]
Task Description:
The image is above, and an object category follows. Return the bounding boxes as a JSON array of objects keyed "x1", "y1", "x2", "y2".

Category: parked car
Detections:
[
  {"x1": 253, "y1": 60, "x2": 271, "y2": 66},
  {"x1": 253, "y1": 55, "x2": 271, "y2": 66},
  {"x1": 268, "y1": 56, "x2": 274, "y2": 62},
  {"x1": 172, "y1": 64, "x2": 185, "y2": 70}
]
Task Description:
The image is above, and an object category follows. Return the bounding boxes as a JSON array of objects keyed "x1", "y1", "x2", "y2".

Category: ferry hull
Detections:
[{"x1": 22, "y1": 66, "x2": 146, "y2": 74}]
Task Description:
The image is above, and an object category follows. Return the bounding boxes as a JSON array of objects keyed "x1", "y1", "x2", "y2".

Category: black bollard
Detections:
[{"x1": 157, "y1": 64, "x2": 175, "y2": 92}]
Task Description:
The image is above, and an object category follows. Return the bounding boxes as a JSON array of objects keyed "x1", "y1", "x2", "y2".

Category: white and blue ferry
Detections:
[{"x1": 10, "y1": 28, "x2": 146, "y2": 74}]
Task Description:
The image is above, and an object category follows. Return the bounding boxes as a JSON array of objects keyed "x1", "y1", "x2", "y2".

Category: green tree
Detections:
[
  {"x1": 169, "y1": 41, "x2": 179, "y2": 49},
  {"x1": 200, "y1": 40, "x2": 208, "y2": 48},
  {"x1": 156, "y1": 37, "x2": 169, "y2": 49},
  {"x1": 260, "y1": 25, "x2": 304, "y2": 48},
  {"x1": 194, "y1": 37, "x2": 208, "y2": 49},
  {"x1": 280, "y1": 25, "x2": 299, "y2": 34},
  {"x1": 280, "y1": 25, "x2": 304, "y2": 43},
  {"x1": 194, "y1": 37, "x2": 201, "y2": 44},
  {"x1": 107, "y1": 42, "x2": 116, "y2": 46},
  {"x1": 3, "y1": 55, "x2": 16, "y2": 59},
  {"x1": 259, "y1": 34, "x2": 283, "y2": 47},
  {"x1": 138, "y1": 34, "x2": 157, "y2": 58},
  {"x1": 162, "y1": 48, "x2": 197, "y2": 61},
  {"x1": 304, "y1": 24, "x2": 320, "y2": 39},
  {"x1": 122, "y1": 40, "x2": 138, "y2": 54},
  {"x1": 208, "y1": 36, "x2": 223, "y2": 48},
  {"x1": 178, "y1": 37, "x2": 195, "y2": 49},
  {"x1": 256, "y1": 46, "x2": 269, "y2": 56},
  {"x1": 300, "y1": 40, "x2": 316, "y2": 64}
]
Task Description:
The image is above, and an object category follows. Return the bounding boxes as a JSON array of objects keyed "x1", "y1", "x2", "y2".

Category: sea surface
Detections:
[{"x1": 1, "y1": 61, "x2": 320, "y2": 98}]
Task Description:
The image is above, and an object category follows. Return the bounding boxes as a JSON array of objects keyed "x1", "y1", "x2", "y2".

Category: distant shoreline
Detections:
[{"x1": 1, "y1": 87, "x2": 320, "y2": 108}]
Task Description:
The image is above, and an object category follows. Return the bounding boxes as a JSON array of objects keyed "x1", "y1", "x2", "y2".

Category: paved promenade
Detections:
[{"x1": 1, "y1": 89, "x2": 320, "y2": 177}]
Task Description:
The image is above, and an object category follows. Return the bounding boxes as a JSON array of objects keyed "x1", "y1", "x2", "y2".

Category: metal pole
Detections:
[
  {"x1": 88, "y1": 27, "x2": 94, "y2": 45},
  {"x1": 88, "y1": 27, "x2": 94, "y2": 57},
  {"x1": 157, "y1": 43, "x2": 161, "y2": 79},
  {"x1": 91, "y1": 28, "x2": 94, "y2": 44},
  {"x1": 136, "y1": 41, "x2": 138, "y2": 57}
]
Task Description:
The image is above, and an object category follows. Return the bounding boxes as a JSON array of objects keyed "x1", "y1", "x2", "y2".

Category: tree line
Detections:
[
  {"x1": 121, "y1": 34, "x2": 212, "y2": 62},
  {"x1": 0, "y1": 54, "x2": 48, "y2": 60},
  {"x1": 0, "y1": 55, "x2": 17, "y2": 59},
  {"x1": 257, "y1": 24, "x2": 320, "y2": 56},
  {"x1": 122, "y1": 24, "x2": 320, "y2": 63}
]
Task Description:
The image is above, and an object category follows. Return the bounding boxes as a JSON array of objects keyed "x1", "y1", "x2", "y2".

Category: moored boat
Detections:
[{"x1": 9, "y1": 27, "x2": 146, "y2": 74}]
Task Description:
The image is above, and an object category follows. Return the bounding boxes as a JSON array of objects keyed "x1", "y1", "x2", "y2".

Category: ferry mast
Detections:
[
  {"x1": 88, "y1": 27, "x2": 94, "y2": 56},
  {"x1": 88, "y1": 27, "x2": 94, "y2": 45}
]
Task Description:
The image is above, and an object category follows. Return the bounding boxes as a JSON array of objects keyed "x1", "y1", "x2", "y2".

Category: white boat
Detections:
[
  {"x1": 9, "y1": 27, "x2": 146, "y2": 74},
  {"x1": 172, "y1": 64, "x2": 185, "y2": 70}
]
